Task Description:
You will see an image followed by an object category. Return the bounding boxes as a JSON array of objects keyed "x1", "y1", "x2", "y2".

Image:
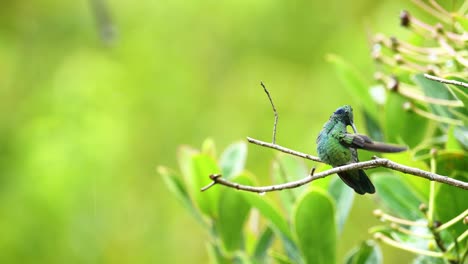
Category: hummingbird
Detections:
[{"x1": 316, "y1": 105, "x2": 407, "y2": 195}]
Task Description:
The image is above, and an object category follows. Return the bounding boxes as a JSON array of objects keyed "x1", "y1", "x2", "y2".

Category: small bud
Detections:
[
  {"x1": 432, "y1": 220, "x2": 442, "y2": 228},
  {"x1": 400, "y1": 10, "x2": 411, "y2": 27},
  {"x1": 390, "y1": 36, "x2": 399, "y2": 51},
  {"x1": 419, "y1": 203, "x2": 428, "y2": 213},
  {"x1": 390, "y1": 223, "x2": 399, "y2": 229},
  {"x1": 463, "y1": 216, "x2": 468, "y2": 225},
  {"x1": 387, "y1": 75, "x2": 399, "y2": 91},
  {"x1": 394, "y1": 54, "x2": 404, "y2": 65},
  {"x1": 373, "y1": 34, "x2": 385, "y2": 44},
  {"x1": 428, "y1": 240, "x2": 437, "y2": 250},
  {"x1": 435, "y1": 23, "x2": 444, "y2": 34},
  {"x1": 374, "y1": 72, "x2": 384, "y2": 82},
  {"x1": 373, "y1": 232, "x2": 383, "y2": 241},
  {"x1": 430, "y1": 148, "x2": 438, "y2": 157},
  {"x1": 403, "y1": 101, "x2": 412, "y2": 111},
  {"x1": 426, "y1": 65, "x2": 437, "y2": 75},
  {"x1": 373, "y1": 209, "x2": 383, "y2": 217}
]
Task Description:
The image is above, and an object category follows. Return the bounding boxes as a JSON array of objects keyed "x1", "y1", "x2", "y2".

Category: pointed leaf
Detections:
[
  {"x1": 202, "y1": 138, "x2": 217, "y2": 157},
  {"x1": 345, "y1": 240, "x2": 382, "y2": 264},
  {"x1": 372, "y1": 172, "x2": 425, "y2": 220},
  {"x1": 328, "y1": 177, "x2": 354, "y2": 234},
  {"x1": 218, "y1": 174, "x2": 253, "y2": 252},
  {"x1": 220, "y1": 141, "x2": 247, "y2": 179},
  {"x1": 187, "y1": 154, "x2": 221, "y2": 217},
  {"x1": 253, "y1": 227, "x2": 274, "y2": 262},
  {"x1": 241, "y1": 192, "x2": 292, "y2": 240},
  {"x1": 293, "y1": 189, "x2": 336, "y2": 264},
  {"x1": 159, "y1": 166, "x2": 205, "y2": 224},
  {"x1": 207, "y1": 242, "x2": 231, "y2": 264}
]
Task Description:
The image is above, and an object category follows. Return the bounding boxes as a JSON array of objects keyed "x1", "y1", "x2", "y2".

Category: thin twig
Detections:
[
  {"x1": 260, "y1": 82, "x2": 278, "y2": 144},
  {"x1": 247, "y1": 137, "x2": 322, "y2": 162},
  {"x1": 424, "y1": 74, "x2": 468, "y2": 88},
  {"x1": 200, "y1": 138, "x2": 468, "y2": 192}
]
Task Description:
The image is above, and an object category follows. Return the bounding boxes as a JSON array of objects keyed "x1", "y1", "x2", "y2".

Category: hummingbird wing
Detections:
[{"x1": 340, "y1": 133, "x2": 407, "y2": 153}]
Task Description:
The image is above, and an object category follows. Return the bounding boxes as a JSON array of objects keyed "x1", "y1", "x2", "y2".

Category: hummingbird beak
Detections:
[{"x1": 351, "y1": 123, "x2": 358, "y2": 134}]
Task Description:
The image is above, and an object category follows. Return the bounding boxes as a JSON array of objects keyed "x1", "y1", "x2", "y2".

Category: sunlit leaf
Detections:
[
  {"x1": 293, "y1": 188, "x2": 336, "y2": 264},
  {"x1": 372, "y1": 172, "x2": 425, "y2": 220},
  {"x1": 187, "y1": 154, "x2": 221, "y2": 217},
  {"x1": 220, "y1": 141, "x2": 247, "y2": 179},
  {"x1": 202, "y1": 138, "x2": 217, "y2": 157},
  {"x1": 218, "y1": 174, "x2": 253, "y2": 252},
  {"x1": 344, "y1": 240, "x2": 382, "y2": 264},
  {"x1": 328, "y1": 177, "x2": 354, "y2": 234}
]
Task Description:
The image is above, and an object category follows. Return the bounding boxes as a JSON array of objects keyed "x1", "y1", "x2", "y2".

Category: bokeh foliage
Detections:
[{"x1": 2, "y1": 0, "x2": 466, "y2": 263}]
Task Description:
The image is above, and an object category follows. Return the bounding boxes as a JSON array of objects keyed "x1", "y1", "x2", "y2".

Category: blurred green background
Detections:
[{"x1": 0, "y1": 0, "x2": 421, "y2": 263}]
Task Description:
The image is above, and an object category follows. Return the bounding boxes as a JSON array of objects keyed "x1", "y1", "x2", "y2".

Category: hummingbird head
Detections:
[{"x1": 332, "y1": 105, "x2": 358, "y2": 133}]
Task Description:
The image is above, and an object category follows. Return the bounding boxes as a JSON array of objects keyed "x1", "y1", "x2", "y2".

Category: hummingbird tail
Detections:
[{"x1": 337, "y1": 170, "x2": 375, "y2": 195}]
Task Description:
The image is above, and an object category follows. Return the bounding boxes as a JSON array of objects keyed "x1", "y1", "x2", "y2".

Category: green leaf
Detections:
[
  {"x1": 187, "y1": 154, "x2": 221, "y2": 217},
  {"x1": 253, "y1": 227, "x2": 274, "y2": 262},
  {"x1": 177, "y1": 145, "x2": 199, "y2": 181},
  {"x1": 445, "y1": 126, "x2": 463, "y2": 151},
  {"x1": 454, "y1": 13, "x2": 468, "y2": 32},
  {"x1": 385, "y1": 92, "x2": 428, "y2": 147},
  {"x1": 382, "y1": 151, "x2": 430, "y2": 199},
  {"x1": 412, "y1": 255, "x2": 445, "y2": 264},
  {"x1": 241, "y1": 192, "x2": 292, "y2": 240},
  {"x1": 207, "y1": 242, "x2": 231, "y2": 264},
  {"x1": 345, "y1": 240, "x2": 382, "y2": 264},
  {"x1": 434, "y1": 173, "x2": 468, "y2": 238},
  {"x1": 454, "y1": 126, "x2": 468, "y2": 150},
  {"x1": 220, "y1": 141, "x2": 247, "y2": 179},
  {"x1": 218, "y1": 174, "x2": 253, "y2": 252},
  {"x1": 271, "y1": 154, "x2": 308, "y2": 214},
  {"x1": 372, "y1": 172, "x2": 425, "y2": 220},
  {"x1": 270, "y1": 251, "x2": 295, "y2": 264},
  {"x1": 202, "y1": 138, "x2": 217, "y2": 157},
  {"x1": 159, "y1": 166, "x2": 205, "y2": 224},
  {"x1": 293, "y1": 188, "x2": 336, "y2": 264},
  {"x1": 328, "y1": 177, "x2": 354, "y2": 234},
  {"x1": 414, "y1": 74, "x2": 458, "y2": 121},
  {"x1": 326, "y1": 54, "x2": 378, "y2": 120},
  {"x1": 435, "y1": 151, "x2": 468, "y2": 176},
  {"x1": 241, "y1": 192, "x2": 302, "y2": 263},
  {"x1": 363, "y1": 109, "x2": 384, "y2": 142}
]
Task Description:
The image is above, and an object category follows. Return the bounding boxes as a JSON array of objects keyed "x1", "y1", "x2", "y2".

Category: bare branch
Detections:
[
  {"x1": 260, "y1": 82, "x2": 279, "y2": 144},
  {"x1": 200, "y1": 138, "x2": 468, "y2": 193},
  {"x1": 424, "y1": 74, "x2": 468, "y2": 88},
  {"x1": 247, "y1": 137, "x2": 322, "y2": 162}
]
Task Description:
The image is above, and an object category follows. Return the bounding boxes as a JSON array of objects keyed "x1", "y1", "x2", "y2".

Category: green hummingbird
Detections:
[{"x1": 316, "y1": 105, "x2": 407, "y2": 195}]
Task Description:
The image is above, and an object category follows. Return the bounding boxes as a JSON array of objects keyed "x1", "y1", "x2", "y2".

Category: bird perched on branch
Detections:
[{"x1": 317, "y1": 105, "x2": 407, "y2": 194}]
